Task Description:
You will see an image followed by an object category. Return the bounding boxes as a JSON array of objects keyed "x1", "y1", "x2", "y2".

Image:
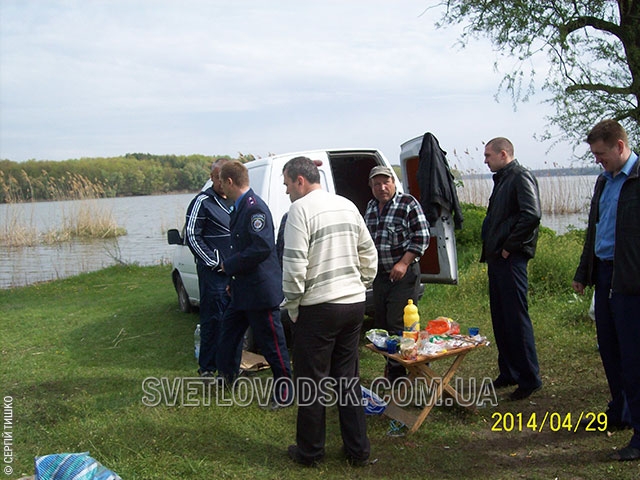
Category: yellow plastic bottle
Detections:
[{"x1": 403, "y1": 299, "x2": 420, "y2": 340}]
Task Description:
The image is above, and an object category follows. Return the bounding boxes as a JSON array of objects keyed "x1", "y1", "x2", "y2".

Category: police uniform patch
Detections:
[{"x1": 251, "y1": 213, "x2": 266, "y2": 232}]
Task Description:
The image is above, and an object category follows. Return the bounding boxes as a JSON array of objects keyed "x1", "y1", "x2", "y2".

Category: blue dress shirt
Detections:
[{"x1": 595, "y1": 152, "x2": 639, "y2": 260}]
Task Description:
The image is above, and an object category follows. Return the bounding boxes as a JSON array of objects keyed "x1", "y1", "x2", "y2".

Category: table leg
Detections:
[{"x1": 382, "y1": 351, "x2": 470, "y2": 433}]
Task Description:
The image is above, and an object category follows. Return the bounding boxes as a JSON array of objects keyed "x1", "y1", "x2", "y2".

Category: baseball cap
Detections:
[{"x1": 368, "y1": 165, "x2": 394, "y2": 180}]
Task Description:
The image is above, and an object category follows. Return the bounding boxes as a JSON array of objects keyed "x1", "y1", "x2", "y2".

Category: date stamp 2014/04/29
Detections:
[{"x1": 491, "y1": 411, "x2": 607, "y2": 433}]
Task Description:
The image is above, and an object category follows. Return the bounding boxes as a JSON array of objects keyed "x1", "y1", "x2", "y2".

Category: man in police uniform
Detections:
[{"x1": 216, "y1": 161, "x2": 292, "y2": 407}]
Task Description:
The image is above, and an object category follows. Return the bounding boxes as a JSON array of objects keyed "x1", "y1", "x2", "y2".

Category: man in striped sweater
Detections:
[{"x1": 281, "y1": 156, "x2": 377, "y2": 467}]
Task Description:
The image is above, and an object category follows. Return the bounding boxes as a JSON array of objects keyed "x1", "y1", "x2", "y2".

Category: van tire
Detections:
[{"x1": 176, "y1": 276, "x2": 193, "y2": 313}]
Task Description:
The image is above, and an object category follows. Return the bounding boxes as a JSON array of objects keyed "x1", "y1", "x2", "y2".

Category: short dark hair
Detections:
[
  {"x1": 486, "y1": 137, "x2": 514, "y2": 157},
  {"x1": 586, "y1": 119, "x2": 629, "y2": 148},
  {"x1": 211, "y1": 157, "x2": 229, "y2": 173},
  {"x1": 282, "y1": 156, "x2": 320, "y2": 184},
  {"x1": 220, "y1": 161, "x2": 249, "y2": 187}
]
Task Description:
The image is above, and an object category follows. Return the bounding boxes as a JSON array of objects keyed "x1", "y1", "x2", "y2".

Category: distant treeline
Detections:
[{"x1": 0, "y1": 153, "x2": 254, "y2": 203}]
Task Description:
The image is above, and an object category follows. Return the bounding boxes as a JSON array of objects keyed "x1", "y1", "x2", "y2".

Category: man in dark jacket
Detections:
[
  {"x1": 185, "y1": 158, "x2": 233, "y2": 378},
  {"x1": 572, "y1": 120, "x2": 640, "y2": 461},
  {"x1": 481, "y1": 137, "x2": 542, "y2": 401},
  {"x1": 217, "y1": 161, "x2": 292, "y2": 407}
]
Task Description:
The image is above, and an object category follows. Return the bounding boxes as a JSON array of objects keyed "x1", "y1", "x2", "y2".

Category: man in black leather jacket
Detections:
[
  {"x1": 572, "y1": 120, "x2": 640, "y2": 462},
  {"x1": 481, "y1": 137, "x2": 542, "y2": 401}
]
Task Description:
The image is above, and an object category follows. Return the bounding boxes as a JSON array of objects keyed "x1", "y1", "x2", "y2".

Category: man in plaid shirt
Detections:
[{"x1": 364, "y1": 166, "x2": 430, "y2": 381}]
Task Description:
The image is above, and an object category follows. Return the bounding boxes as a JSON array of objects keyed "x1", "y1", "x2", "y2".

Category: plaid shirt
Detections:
[{"x1": 364, "y1": 192, "x2": 430, "y2": 274}]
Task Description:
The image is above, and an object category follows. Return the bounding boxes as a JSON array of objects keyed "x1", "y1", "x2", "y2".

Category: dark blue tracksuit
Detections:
[{"x1": 185, "y1": 187, "x2": 232, "y2": 374}]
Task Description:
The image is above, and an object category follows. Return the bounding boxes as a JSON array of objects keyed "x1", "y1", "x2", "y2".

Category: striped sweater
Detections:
[{"x1": 282, "y1": 189, "x2": 378, "y2": 321}]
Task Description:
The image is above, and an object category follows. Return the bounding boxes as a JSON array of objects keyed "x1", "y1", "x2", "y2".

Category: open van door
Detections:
[{"x1": 400, "y1": 133, "x2": 463, "y2": 285}]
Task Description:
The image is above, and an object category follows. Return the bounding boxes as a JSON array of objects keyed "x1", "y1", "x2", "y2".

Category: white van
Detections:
[{"x1": 167, "y1": 141, "x2": 459, "y2": 314}]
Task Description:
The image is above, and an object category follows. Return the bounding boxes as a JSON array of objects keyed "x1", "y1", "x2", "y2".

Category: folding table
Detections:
[{"x1": 365, "y1": 341, "x2": 486, "y2": 433}]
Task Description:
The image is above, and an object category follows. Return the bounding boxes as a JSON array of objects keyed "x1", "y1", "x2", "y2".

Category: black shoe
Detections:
[
  {"x1": 492, "y1": 377, "x2": 517, "y2": 389},
  {"x1": 347, "y1": 456, "x2": 374, "y2": 467},
  {"x1": 341, "y1": 446, "x2": 375, "y2": 467},
  {"x1": 608, "y1": 446, "x2": 640, "y2": 461},
  {"x1": 197, "y1": 369, "x2": 217, "y2": 385},
  {"x1": 287, "y1": 445, "x2": 323, "y2": 467},
  {"x1": 509, "y1": 385, "x2": 541, "y2": 401}
]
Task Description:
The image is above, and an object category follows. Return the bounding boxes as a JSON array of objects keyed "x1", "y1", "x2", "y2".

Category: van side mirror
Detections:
[{"x1": 167, "y1": 229, "x2": 183, "y2": 245}]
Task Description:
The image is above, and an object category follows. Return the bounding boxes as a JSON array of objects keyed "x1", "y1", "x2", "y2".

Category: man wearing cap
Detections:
[{"x1": 364, "y1": 166, "x2": 430, "y2": 381}]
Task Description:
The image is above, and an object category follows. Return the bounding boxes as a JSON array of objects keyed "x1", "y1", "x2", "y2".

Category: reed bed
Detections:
[
  {"x1": 456, "y1": 174, "x2": 595, "y2": 214},
  {"x1": 0, "y1": 171, "x2": 126, "y2": 247},
  {"x1": 0, "y1": 205, "x2": 39, "y2": 247}
]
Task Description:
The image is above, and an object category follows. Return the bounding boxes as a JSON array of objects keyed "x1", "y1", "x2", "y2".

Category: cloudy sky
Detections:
[{"x1": 0, "y1": 0, "x2": 582, "y2": 170}]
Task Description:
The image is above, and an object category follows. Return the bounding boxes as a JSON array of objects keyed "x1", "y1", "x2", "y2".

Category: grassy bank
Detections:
[{"x1": 1, "y1": 252, "x2": 638, "y2": 478}]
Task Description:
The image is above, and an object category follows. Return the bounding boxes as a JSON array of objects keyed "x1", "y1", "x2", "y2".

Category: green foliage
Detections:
[
  {"x1": 445, "y1": 213, "x2": 587, "y2": 306},
  {"x1": 456, "y1": 203, "x2": 485, "y2": 249},
  {"x1": 454, "y1": 203, "x2": 485, "y2": 270},
  {"x1": 453, "y1": 204, "x2": 585, "y2": 298},
  {"x1": 0, "y1": 153, "x2": 245, "y2": 203},
  {"x1": 529, "y1": 229, "x2": 584, "y2": 297},
  {"x1": 438, "y1": 1, "x2": 640, "y2": 155}
]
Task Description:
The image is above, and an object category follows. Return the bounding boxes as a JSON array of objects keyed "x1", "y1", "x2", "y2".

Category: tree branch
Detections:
[
  {"x1": 561, "y1": 15, "x2": 623, "y2": 41},
  {"x1": 566, "y1": 83, "x2": 632, "y2": 95}
]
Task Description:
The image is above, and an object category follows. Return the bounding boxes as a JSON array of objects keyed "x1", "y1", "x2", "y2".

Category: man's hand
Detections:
[
  {"x1": 501, "y1": 249, "x2": 510, "y2": 259},
  {"x1": 389, "y1": 261, "x2": 408, "y2": 283},
  {"x1": 572, "y1": 281, "x2": 585, "y2": 295}
]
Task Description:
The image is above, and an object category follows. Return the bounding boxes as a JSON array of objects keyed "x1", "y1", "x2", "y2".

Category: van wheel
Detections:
[{"x1": 176, "y1": 277, "x2": 193, "y2": 313}]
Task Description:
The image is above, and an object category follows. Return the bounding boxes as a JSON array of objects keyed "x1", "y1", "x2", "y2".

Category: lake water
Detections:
[
  {"x1": 1, "y1": 193, "x2": 193, "y2": 289},
  {"x1": 0, "y1": 175, "x2": 597, "y2": 289}
]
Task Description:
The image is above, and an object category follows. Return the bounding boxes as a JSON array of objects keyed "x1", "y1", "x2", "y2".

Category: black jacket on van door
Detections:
[
  {"x1": 480, "y1": 160, "x2": 541, "y2": 262},
  {"x1": 417, "y1": 132, "x2": 464, "y2": 229}
]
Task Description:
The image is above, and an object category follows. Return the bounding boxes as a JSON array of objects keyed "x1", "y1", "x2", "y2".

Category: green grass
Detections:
[{"x1": 1, "y1": 248, "x2": 639, "y2": 478}]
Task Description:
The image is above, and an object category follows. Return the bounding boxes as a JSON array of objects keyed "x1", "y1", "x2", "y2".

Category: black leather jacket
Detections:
[
  {"x1": 480, "y1": 160, "x2": 541, "y2": 262},
  {"x1": 573, "y1": 154, "x2": 640, "y2": 295}
]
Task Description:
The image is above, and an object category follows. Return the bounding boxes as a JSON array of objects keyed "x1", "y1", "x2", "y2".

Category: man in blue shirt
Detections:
[{"x1": 573, "y1": 119, "x2": 640, "y2": 461}]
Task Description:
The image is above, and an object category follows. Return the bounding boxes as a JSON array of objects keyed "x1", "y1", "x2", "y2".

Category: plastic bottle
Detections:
[
  {"x1": 194, "y1": 324, "x2": 201, "y2": 360},
  {"x1": 403, "y1": 299, "x2": 420, "y2": 340}
]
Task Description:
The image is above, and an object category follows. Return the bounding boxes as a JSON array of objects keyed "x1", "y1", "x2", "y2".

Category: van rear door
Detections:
[
  {"x1": 325, "y1": 149, "x2": 395, "y2": 215},
  {"x1": 400, "y1": 134, "x2": 460, "y2": 285}
]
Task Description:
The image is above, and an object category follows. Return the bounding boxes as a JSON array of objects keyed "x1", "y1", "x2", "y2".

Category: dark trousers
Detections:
[
  {"x1": 292, "y1": 302, "x2": 370, "y2": 462},
  {"x1": 217, "y1": 305, "x2": 292, "y2": 402},
  {"x1": 196, "y1": 262, "x2": 230, "y2": 373},
  {"x1": 594, "y1": 260, "x2": 640, "y2": 448},
  {"x1": 372, "y1": 262, "x2": 421, "y2": 380},
  {"x1": 487, "y1": 254, "x2": 541, "y2": 390}
]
